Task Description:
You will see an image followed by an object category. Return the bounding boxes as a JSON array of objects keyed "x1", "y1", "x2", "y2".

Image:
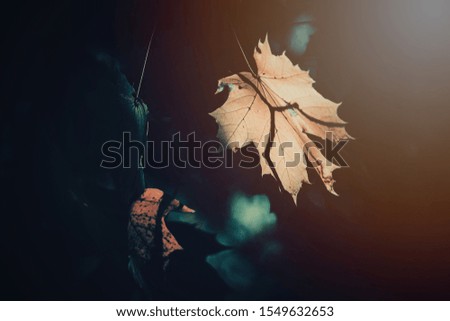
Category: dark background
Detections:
[{"x1": 2, "y1": 0, "x2": 450, "y2": 300}]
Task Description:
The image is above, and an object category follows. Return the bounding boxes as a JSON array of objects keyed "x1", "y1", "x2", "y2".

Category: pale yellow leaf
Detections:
[{"x1": 210, "y1": 35, "x2": 351, "y2": 203}]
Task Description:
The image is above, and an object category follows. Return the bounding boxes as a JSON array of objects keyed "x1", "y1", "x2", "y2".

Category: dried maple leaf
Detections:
[{"x1": 210, "y1": 35, "x2": 351, "y2": 204}]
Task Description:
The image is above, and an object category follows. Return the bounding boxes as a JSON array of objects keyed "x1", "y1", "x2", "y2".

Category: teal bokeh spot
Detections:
[
  {"x1": 217, "y1": 193, "x2": 277, "y2": 246},
  {"x1": 289, "y1": 15, "x2": 315, "y2": 55}
]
